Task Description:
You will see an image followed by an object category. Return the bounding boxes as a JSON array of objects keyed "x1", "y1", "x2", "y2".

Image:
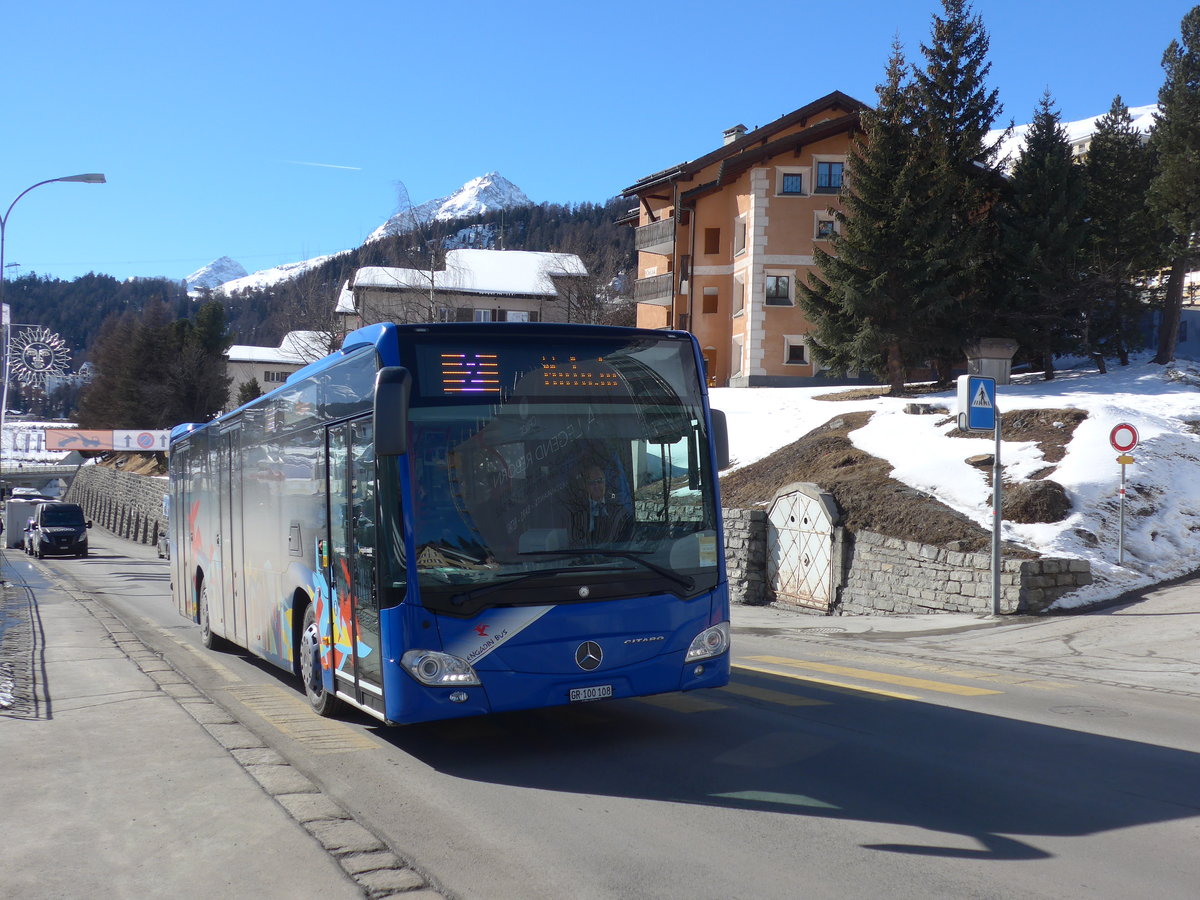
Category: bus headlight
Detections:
[
  {"x1": 401, "y1": 650, "x2": 481, "y2": 687},
  {"x1": 685, "y1": 622, "x2": 730, "y2": 662}
]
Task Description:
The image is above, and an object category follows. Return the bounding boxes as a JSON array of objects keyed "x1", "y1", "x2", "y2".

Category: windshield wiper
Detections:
[
  {"x1": 447, "y1": 565, "x2": 607, "y2": 606},
  {"x1": 518, "y1": 549, "x2": 695, "y2": 592}
]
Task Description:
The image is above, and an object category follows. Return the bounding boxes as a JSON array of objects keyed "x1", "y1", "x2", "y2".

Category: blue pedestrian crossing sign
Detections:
[{"x1": 957, "y1": 375, "x2": 997, "y2": 431}]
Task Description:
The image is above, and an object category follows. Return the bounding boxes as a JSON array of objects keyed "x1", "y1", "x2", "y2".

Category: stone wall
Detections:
[
  {"x1": 723, "y1": 508, "x2": 768, "y2": 606},
  {"x1": 723, "y1": 508, "x2": 1092, "y2": 615},
  {"x1": 66, "y1": 465, "x2": 168, "y2": 548},
  {"x1": 836, "y1": 530, "x2": 1092, "y2": 615}
]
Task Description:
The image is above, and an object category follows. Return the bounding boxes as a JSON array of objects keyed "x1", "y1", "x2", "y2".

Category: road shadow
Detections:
[{"x1": 369, "y1": 670, "x2": 1200, "y2": 861}]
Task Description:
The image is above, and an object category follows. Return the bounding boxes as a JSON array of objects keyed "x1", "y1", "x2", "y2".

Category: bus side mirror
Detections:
[
  {"x1": 710, "y1": 408, "x2": 730, "y2": 471},
  {"x1": 375, "y1": 366, "x2": 412, "y2": 456}
]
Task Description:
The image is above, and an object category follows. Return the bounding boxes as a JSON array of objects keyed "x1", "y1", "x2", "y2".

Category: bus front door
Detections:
[{"x1": 326, "y1": 418, "x2": 384, "y2": 712}]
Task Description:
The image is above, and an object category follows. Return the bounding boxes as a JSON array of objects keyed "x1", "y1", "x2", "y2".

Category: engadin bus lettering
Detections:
[{"x1": 169, "y1": 322, "x2": 731, "y2": 725}]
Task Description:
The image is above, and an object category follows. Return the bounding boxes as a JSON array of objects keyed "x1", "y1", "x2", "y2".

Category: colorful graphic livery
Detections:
[{"x1": 168, "y1": 322, "x2": 731, "y2": 725}]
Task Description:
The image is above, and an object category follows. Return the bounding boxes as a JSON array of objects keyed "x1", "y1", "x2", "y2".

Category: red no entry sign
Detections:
[{"x1": 1110, "y1": 423, "x2": 1139, "y2": 453}]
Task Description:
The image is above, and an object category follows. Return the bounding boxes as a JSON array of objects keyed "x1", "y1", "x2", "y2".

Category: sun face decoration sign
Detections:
[{"x1": 9, "y1": 325, "x2": 72, "y2": 389}]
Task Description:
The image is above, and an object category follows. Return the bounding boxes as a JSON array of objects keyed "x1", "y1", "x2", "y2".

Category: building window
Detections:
[
  {"x1": 473, "y1": 309, "x2": 492, "y2": 322},
  {"x1": 765, "y1": 275, "x2": 791, "y2": 306},
  {"x1": 732, "y1": 278, "x2": 745, "y2": 316},
  {"x1": 262, "y1": 370, "x2": 290, "y2": 383},
  {"x1": 704, "y1": 228, "x2": 721, "y2": 255},
  {"x1": 734, "y1": 218, "x2": 747, "y2": 256},
  {"x1": 702, "y1": 286, "x2": 718, "y2": 314},
  {"x1": 816, "y1": 161, "x2": 843, "y2": 193},
  {"x1": 731, "y1": 337, "x2": 743, "y2": 377},
  {"x1": 780, "y1": 173, "x2": 804, "y2": 195},
  {"x1": 455, "y1": 307, "x2": 474, "y2": 322},
  {"x1": 816, "y1": 218, "x2": 836, "y2": 239},
  {"x1": 784, "y1": 337, "x2": 808, "y2": 365}
]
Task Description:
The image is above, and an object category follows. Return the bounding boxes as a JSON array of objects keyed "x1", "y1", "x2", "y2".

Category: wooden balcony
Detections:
[
  {"x1": 634, "y1": 273, "x2": 674, "y2": 306},
  {"x1": 635, "y1": 218, "x2": 675, "y2": 256}
]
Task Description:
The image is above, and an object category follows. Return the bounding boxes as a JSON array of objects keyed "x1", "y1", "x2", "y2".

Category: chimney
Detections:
[{"x1": 723, "y1": 124, "x2": 748, "y2": 146}]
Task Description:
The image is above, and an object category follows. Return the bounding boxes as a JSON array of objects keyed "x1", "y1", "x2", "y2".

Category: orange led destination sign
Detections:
[
  {"x1": 440, "y1": 352, "x2": 501, "y2": 393},
  {"x1": 541, "y1": 354, "x2": 620, "y2": 389}
]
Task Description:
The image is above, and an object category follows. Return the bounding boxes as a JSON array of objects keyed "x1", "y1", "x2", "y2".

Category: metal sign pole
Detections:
[
  {"x1": 992, "y1": 410, "x2": 1002, "y2": 616},
  {"x1": 1109, "y1": 424, "x2": 1138, "y2": 569},
  {"x1": 1118, "y1": 462, "x2": 1126, "y2": 566}
]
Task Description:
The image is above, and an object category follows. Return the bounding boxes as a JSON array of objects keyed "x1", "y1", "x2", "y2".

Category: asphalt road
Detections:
[{"x1": 15, "y1": 527, "x2": 1200, "y2": 900}]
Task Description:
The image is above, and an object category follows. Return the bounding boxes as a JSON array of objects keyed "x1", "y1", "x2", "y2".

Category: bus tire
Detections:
[
  {"x1": 199, "y1": 580, "x2": 228, "y2": 651},
  {"x1": 300, "y1": 603, "x2": 341, "y2": 717}
]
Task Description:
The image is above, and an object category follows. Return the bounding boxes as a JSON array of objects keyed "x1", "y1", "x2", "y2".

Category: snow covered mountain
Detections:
[
  {"x1": 214, "y1": 253, "x2": 346, "y2": 295},
  {"x1": 200, "y1": 173, "x2": 534, "y2": 293},
  {"x1": 990, "y1": 103, "x2": 1158, "y2": 170},
  {"x1": 367, "y1": 172, "x2": 531, "y2": 243},
  {"x1": 185, "y1": 256, "x2": 248, "y2": 292}
]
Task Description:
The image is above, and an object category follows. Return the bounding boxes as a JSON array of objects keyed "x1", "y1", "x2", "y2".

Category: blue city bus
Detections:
[{"x1": 168, "y1": 322, "x2": 730, "y2": 725}]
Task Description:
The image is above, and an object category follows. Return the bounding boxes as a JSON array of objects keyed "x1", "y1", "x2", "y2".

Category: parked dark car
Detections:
[{"x1": 27, "y1": 502, "x2": 92, "y2": 558}]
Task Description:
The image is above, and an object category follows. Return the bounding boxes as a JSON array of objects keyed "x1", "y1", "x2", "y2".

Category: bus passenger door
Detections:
[
  {"x1": 217, "y1": 428, "x2": 245, "y2": 645},
  {"x1": 326, "y1": 418, "x2": 383, "y2": 710}
]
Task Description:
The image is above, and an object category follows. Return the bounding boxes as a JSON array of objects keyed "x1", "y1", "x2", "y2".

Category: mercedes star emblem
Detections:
[{"x1": 575, "y1": 641, "x2": 603, "y2": 671}]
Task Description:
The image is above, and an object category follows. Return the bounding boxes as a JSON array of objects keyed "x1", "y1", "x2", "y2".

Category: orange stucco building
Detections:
[{"x1": 622, "y1": 91, "x2": 870, "y2": 386}]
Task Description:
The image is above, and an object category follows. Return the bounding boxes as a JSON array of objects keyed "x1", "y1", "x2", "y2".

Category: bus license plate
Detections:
[{"x1": 569, "y1": 684, "x2": 613, "y2": 703}]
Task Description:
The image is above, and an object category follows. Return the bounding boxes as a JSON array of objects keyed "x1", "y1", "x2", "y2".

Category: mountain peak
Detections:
[
  {"x1": 185, "y1": 256, "x2": 248, "y2": 291},
  {"x1": 368, "y1": 173, "x2": 532, "y2": 242}
]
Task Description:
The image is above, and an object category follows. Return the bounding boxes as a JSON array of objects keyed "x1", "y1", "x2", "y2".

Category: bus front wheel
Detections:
[{"x1": 300, "y1": 604, "x2": 340, "y2": 717}]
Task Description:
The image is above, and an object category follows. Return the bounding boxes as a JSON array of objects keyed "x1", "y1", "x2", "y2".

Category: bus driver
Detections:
[{"x1": 569, "y1": 464, "x2": 632, "y2": 545}]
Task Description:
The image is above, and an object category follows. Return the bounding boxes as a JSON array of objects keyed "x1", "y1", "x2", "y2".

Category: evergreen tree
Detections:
[
  {"x1": 77, "y1": 301, "x2": 230, "y2": 428},
  {"x1": 998, "y1": 92, "x2": 1087, "y2": 379},
  {"x1": 800, "y1": 41, "x2": 949, "y2": 392},
  {"x1": 1082, "y1": 96, "x2": 1162, "y2": 367},
  {"x1": 237, "y1": 376, "x2": 263, "y2": 407},
  {"x1": 169, "y1": 300, "x2": 232, "y2": 423},
  {"x1": 1149, "y1": 6, "x2": 1200, "y2": 364},
  {"x1": 910, "y1": 0, "x2": 1007, "y2": 371}
]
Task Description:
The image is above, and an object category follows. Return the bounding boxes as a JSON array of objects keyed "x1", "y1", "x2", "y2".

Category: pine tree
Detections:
[
  {"x1": 998, "y1": 92, "x2": 1087, "y2": 379},
  {"x1": 800, "y1": 41, "x2": 948, "y2": 392},
  {"x1": 170, "y1": 300, "x2": 232, "y2": 423},
  {"x1": 910, "y1": 0, "x2": 1007, "y2": 371},
  {"x1": 237, "y1": 377, "x2": 263, "y2": 407},
  {"x1": 1149, "y1": 6, "x2": 1200, "y2": 365},
  {"x1": 1083, "y1": 96, "x2": 1162, "y2": 367}
]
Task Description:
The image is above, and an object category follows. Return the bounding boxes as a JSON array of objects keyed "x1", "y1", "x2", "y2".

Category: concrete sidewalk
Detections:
[{"x1": 0, "y1": 566, "x2": 438, "y2": 899}]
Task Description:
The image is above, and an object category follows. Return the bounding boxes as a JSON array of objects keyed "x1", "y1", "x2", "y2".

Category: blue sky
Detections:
[{"x1": 1, "y1": 0, "x2": 1192, "y2": 285}]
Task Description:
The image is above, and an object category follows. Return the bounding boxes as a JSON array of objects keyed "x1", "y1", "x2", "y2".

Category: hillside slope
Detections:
[{"x1": 713, "y1": 357, "x2": 1200, "y2": 609}]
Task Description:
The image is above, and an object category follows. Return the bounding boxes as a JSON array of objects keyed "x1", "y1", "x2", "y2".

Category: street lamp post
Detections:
[{"x1": 0, "y1": 173, "x2": 106, "y2": 491}]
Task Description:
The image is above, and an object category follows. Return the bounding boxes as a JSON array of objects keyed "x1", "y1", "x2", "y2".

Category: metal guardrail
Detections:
[{"x1": 0, "y1": 464, "x2": 82, "y2": 479}]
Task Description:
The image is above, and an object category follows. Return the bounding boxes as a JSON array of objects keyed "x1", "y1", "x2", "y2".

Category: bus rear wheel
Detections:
[
  {"x1": 199, "y1": 581, "x2": 227, "y2": 651},
  {"x1": 300, "y1": 603, "x2": 341, "y2": 717}
]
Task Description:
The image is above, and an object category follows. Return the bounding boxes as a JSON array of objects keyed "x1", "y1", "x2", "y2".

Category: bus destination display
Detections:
[{"x1": 439, "y1": 353, "x2": 501, "y2": 393}]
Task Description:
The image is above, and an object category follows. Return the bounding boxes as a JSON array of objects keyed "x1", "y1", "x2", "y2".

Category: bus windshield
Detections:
[{"x1": 395, "y1": 333, "x2": 720, "y2": 616}]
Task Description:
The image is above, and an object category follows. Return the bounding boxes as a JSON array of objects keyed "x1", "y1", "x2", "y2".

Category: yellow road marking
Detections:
[
  {"x1": 747, "y1": 656, "x2": 1003, "y2": 697},
  {"x1": 634, "y1": 693, "x2": 728, "y2": 713},
  {"x1": 806, "y1": 647, "x2": 1068, "y2": 690},
  {"x1": 719, "y1": 681, "x2": 829, "y2": 707},
  {"x1": 177, "y1": 640, "x2": 244, "y2": 683},
  {"x1": 228, "y1": 684, "x2": 377, "y2": 752},
  {"x1": 735, "y1": 662, "x2": 918, "y2": 700}
]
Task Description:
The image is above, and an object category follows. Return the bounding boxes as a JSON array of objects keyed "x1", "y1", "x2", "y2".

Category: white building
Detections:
[
  {"x1": 223, "y1": 331, "x2": 333, "y2": 411},
  {"x1": 336, "y1": 248, "x2": 589, "y2": 328}
]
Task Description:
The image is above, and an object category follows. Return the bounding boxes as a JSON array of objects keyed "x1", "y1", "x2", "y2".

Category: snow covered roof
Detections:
[
  {"x1": 226, "y1": 330, "x2": 332, "y2": 364},
  {"x1": 351, "y1": 249, "x2": 587, "y2": 302}
]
